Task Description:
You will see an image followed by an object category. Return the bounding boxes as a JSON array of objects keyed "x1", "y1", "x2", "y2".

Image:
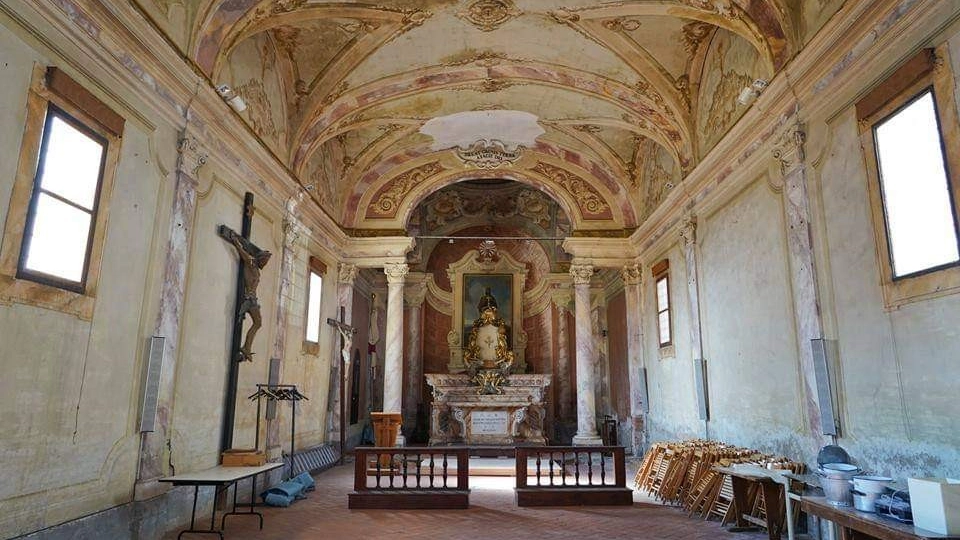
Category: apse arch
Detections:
[
  {"x1": 400, "y1": 169, "x2": 584, "y2": 233},
  {"x1": 351, "y1": 161, "x2": 628, "y2": 232}
]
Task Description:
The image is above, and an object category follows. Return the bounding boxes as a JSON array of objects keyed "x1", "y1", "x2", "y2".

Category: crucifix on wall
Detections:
[
  {"x1": 218, "y1": 223, "x2": 272, "y2": 362},
  {"x1": 327, "y1": 306, "x2": 357, "y2": 463}
]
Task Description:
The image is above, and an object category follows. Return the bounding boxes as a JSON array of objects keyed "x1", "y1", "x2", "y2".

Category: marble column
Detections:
[
  {"x1": 266, "y1": 196, "x2": 302, "y2": 454},
  {"x1": 325, "y1": 263, "x2": 356, "y2": 445},
  {"x1": 402, "y1": 279, "x2": 426, "y2": 436},
  {"x1": 135, "y1": 131, "x2": 205, "y2": 500},
  {"x1": 621, "y1": 262, "x2": 647, "y2": 455},
  {"x1": 772, "y1": 123, "x2": 830, "y2": 447},
  {"x1": 551, "y1": 290, "x2": 574, "y2": 421},
  {"x1": 679, "y1": 217, "x2": 709, "y2": 428},
  {"x1": 570, "y1": 263, "x2": 602, "y2": 446},
  {"x1": 382, "y1": 263, "x2": 408, "y2": 419}
]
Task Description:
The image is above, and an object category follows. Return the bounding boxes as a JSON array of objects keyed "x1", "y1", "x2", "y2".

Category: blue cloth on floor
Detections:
[
  {"x1": 261, "y1": 480, "x2": 307, "y2": 507},
  {"x1": 290, "y1": 472, "x2": 315, "y2": 491}
]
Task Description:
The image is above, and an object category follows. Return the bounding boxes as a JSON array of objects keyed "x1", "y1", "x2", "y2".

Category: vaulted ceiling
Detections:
[{"x1": 141, "y1": 0, "x2": 843, "y2": 234}]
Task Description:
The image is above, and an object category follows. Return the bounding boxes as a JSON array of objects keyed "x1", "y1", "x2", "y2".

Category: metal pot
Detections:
[
  {"x1": 852, "y1": 475, "x2": 892, "y2": 494},
  {"x1": 818, "y1": 463, "x2": 861, "y2": 506},
  {"x1": 852, "y1": 490, "x2": 880, "y2": 512}
]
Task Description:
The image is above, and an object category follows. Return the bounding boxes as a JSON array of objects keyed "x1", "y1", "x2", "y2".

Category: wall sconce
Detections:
[
  {"x1": 216, "y1": 84, "x2": 247, "y2": 113},
  {"x1": 737, "y1": 79, "x2": 768, "y2": 106}
]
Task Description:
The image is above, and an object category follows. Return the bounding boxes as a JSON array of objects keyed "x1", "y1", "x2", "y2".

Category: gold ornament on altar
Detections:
[{"x1": 463, "y1": 288, "x2": 514, "y2": 394}]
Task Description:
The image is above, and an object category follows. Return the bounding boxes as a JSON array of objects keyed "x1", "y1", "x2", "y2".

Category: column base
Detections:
[
  {"x1": 572, "y1": 434, "x2": 603, "y2": 446},
  {"x1": 395, "y1": 433, "x2": 406, "y2": 447}
]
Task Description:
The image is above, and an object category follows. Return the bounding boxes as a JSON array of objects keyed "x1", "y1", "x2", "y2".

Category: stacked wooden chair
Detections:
[{"x1": 635, "y1": 440, "x2": 805, "y2": 534}]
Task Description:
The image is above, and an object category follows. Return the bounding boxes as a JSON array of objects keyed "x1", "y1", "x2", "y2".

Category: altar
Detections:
[{"x1": 425, "y1": 373, "x2": 551, "y2": 446}]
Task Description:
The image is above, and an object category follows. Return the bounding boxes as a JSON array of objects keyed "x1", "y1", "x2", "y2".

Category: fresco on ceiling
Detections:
[
  {"x1": 224, "y1": 34, "x2": 287, "y2": 155},
  {"x1": 141, "y1": 0, "x2": 195, "y2": 48},
  {"x1": 423, "y1": 185, "x2": 552, "y2": 230},
  {"x1": 696, "y1": 28, "x2": 763, "y2": 158},
  {"x1": 306, "y1": 145, "x2": 343, "y2": 216},
  {"x1": 638, "y1": 139, "x2": 680, "y2": 222}
]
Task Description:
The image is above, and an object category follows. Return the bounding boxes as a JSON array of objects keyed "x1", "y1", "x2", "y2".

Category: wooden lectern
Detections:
[{"x1": 370, "y1": 412, "x2": 402, "y2": 467}]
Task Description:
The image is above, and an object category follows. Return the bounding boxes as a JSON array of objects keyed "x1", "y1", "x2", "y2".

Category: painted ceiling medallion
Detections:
[
  {"x1": 455, "y1": 139, "x2": 523, "y2": 169},
  {"x1": 458, "y1": 0, "x2": 523, "y2": 32}
]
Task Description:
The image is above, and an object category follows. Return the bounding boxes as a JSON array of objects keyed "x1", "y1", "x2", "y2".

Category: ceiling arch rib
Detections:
[
  {"x1": 546, "y1": 124, "x2": 632, "y2": 183},
  {"x1": 355, "y1": 161, "x2": 624, "y2": 233},
  {"x1": 548, "y1": 116, "x2": 684, "y2": 171},
  {"x1": 343, "y1": 144, "x2": 636, "y2": 231},
  {"x1": 330, "y1": 120, "x2": 641, "y2": 201},
  {"x1": 291, "y1": 59, "x2": 692, "y2": 176},
  {"x1": 550, "y1": 1, "x2": 788, "y2": 75}
]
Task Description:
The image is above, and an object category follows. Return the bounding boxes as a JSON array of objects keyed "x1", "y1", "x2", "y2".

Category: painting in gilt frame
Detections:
[{"x1": 462, "y1": 273, "x2": 512, "y2": 347}]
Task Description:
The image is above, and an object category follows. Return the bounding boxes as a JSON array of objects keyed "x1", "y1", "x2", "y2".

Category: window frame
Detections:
[
  {"x1": 302, "y1": 256, "x2": 327, "y2": 355},
  {"x1": 857, "y1": 47, "x2": 960, "y2": 308},
  {"x1": 16, "y1": 103, "x2": 109, "y2": 293},
  {"x1": 0, "y1": 65, "x2": 123, "y2": 320},
  {"x1": 652, "y1": 259, "x2": 672, "y2": 349}
]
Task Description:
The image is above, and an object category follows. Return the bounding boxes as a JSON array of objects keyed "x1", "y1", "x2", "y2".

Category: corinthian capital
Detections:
[
  {"x1": 384, "y1": 262, "x2": 409, "y2": 284},
  {"x1": 176, "y1": 131, "x2": 208, "y2": 177},
  {"x1": 771, "y1": 123, "x2": 806, "y2": 177},
  {"x1": 338, "y1": 263, "x2": 357, "y2": 285},
  {"x1": 569, "y1": 263, "x2": 594, "y2": 285},
  {"x1": 679, "y1": 216, "x2": 697, "y2": 246},
  {"x1": 621, "y1": 263, "x2": 642, "y2": 285}
]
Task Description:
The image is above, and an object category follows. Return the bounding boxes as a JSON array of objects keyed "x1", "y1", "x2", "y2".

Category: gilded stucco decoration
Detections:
[
  {"x1": 423, "y1": 185, "x2": 552, "y2": 229},
  {"x1": 367, "y1": 161, "x2": 446, "y2": 218},
  {"x1": 530, "y1": 162, "x2": 610, "y2": 219},
  {"x1": 457, "y1": 0, "x2": 523, "y2": 32},
  {"x1": 454, "y1": 139, "x2": 522, "y2": 169}
]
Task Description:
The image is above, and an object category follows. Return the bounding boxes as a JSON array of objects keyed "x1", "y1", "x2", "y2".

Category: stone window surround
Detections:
[
  {"x1": 0, "y1": 65, "x2": 123, "y2": 320},
  {"x1": 652, "y1": 257, "x2": 674, "y2": 358},
  {"x1": 302, "y1": 255, "x2": 327, "y2": 355},
  {"x1": 857, "y1": 45, "x2": 960, "y2": 309}
]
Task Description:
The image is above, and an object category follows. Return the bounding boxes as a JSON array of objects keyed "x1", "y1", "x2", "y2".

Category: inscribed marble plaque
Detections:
[{"x1": 471, "y1": 410, "x2": 509, "y2": 435}]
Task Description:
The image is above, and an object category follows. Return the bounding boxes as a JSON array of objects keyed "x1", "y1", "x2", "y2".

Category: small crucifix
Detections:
[{"x1": 327, "y1": 306, "x2": 357, "y2": 464}]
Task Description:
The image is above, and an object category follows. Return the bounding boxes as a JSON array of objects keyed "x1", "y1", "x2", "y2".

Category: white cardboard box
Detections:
[{"x1": 907, "y1": 477, "x2": 960, "y2": 535}]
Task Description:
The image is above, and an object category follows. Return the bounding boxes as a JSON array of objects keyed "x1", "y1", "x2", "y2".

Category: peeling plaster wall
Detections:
[
  {"x1": 699, "y1": 179, "x2": 805, "y2": 457},
  {"x1": 817, "y1": 106, "x2": 960, "y2": 478},
  {"x1": 0, "y1": 24, "x2": 161, "y2": 537},
  {"x1": 0, "y1": 12, "x2": 339, "y2": 539},
  {"x1": 644, "y1": 25, "x2": 960, "y2": 481},
  {"x1": 643, "y1": 248, "x2": 702, "y2": 442}
]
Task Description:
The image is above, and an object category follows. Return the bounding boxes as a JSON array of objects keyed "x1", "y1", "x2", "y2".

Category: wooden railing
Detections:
[
  {"x1": 348, "y1": 446, "x2": 470, "y2": 509},
  {"x1": 514, "y1": 446, "x2": 633, "y2": 506}
]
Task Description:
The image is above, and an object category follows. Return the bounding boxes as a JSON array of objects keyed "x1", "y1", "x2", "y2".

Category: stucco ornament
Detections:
[
  {"x1": 457, "y1": 0, "x2": 523, "y2": 32},
  {"x1": 455, "y1": 139, "x2": 522, "y2": 169}
]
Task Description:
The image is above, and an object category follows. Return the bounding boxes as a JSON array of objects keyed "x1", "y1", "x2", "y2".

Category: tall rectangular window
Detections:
[
  {"x1": 653, "y1": 259, "x2": 671, "y2": 347},
  {"x1": 857, "y1": 47, "x2": 960, "y2": 307},
  {"x1": 18, "y1": 105, "x2": 107, "y2": 291},
  {"x1": 873, "y1": 90, "x2": 959, "y2": 278},
  {"x1": 305, "y1": 271, "x2": 323, "y2": 343}
]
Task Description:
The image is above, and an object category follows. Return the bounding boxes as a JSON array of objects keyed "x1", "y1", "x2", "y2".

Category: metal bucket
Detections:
[{"x1": 819, "y1": 463, "x2": 861, "y2": 507}]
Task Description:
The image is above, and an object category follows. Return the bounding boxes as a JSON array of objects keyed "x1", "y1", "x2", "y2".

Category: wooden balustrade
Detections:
[
  {"x1": 514, "y1": 446, "x2": 633, "y2": 506},
  {"x1": 348, "y1": 447, "x2": 470, "y2": 509}
]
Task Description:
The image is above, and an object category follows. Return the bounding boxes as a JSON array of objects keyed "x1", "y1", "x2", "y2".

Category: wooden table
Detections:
[
  {"x1": 801, "y1": 496, "x2": 960, "y2": 540},
  {"x1": 715, "y1": 465, "x2": 797, "y2": 540},
  {"x1": 160, "y1": 463, "x2": 284, "y2": 539}
]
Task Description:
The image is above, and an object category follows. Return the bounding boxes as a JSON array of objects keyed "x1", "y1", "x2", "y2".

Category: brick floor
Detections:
[{"x1": 166, "y1": 462, "x2": 764, "y2": 540}]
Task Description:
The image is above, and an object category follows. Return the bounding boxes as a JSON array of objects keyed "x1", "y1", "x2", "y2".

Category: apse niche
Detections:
[{"x1": 408, "y1": 179, "x2": 572, "y2": 380}]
